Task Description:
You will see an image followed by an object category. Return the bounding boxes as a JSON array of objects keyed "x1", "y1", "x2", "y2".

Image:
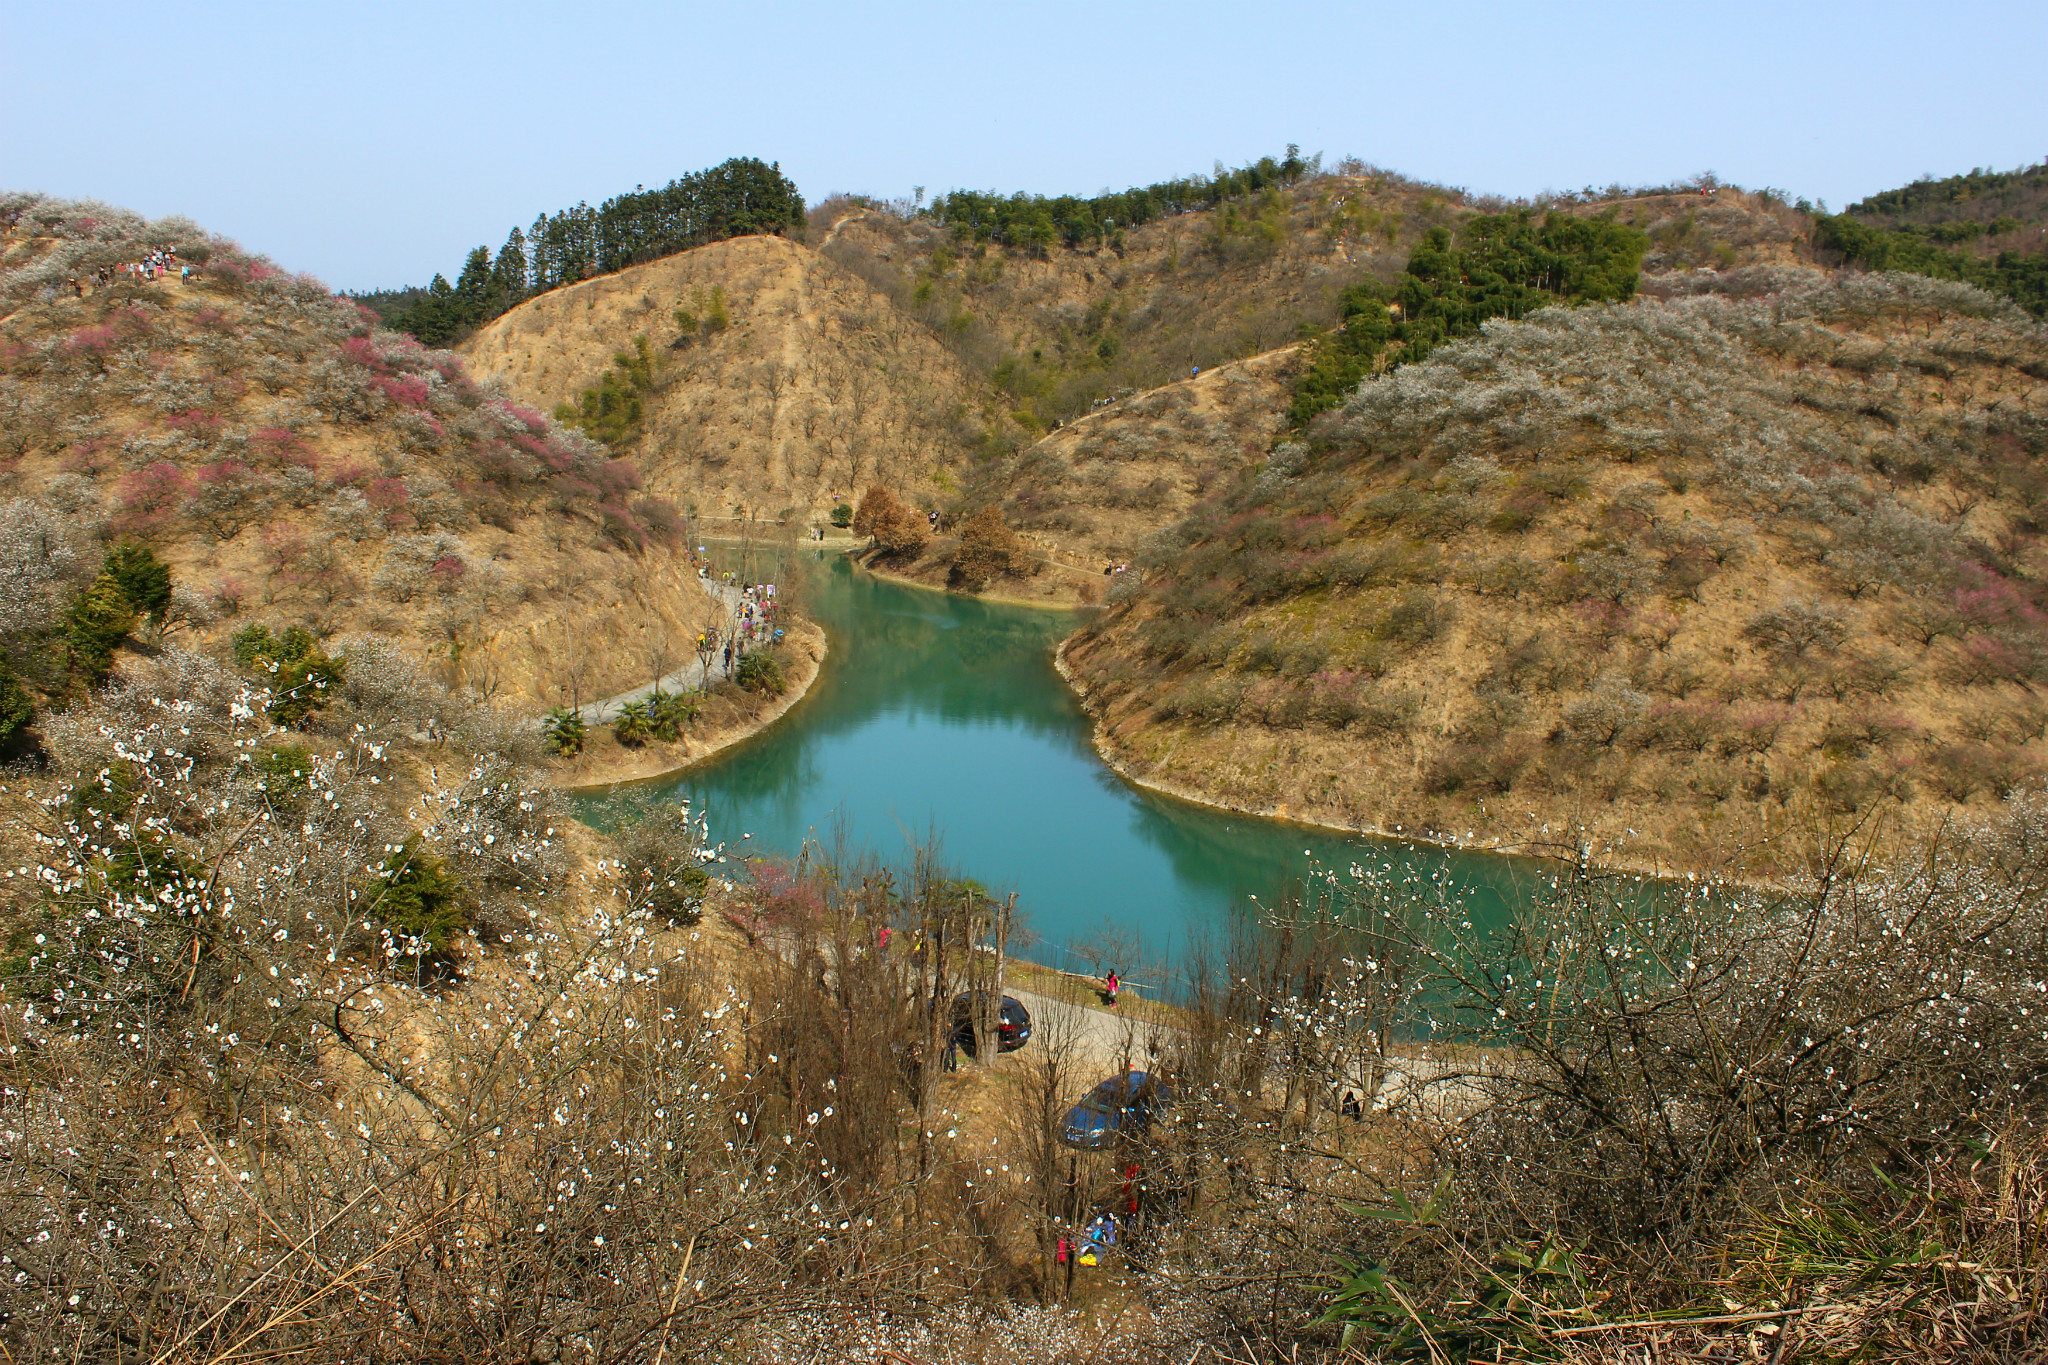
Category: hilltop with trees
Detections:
[{"x1": 352, "y1": 157, "x2": 806, "y2": 346}]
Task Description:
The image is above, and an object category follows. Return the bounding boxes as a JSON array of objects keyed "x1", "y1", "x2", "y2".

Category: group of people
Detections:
[
  {"x1": 690, "y1": 557, "x2": 782, "y2": 677},
  {"x1": 1101, "y1": 562, "x2": 1130, "y2": 577},
  {"x1": 71, "y1": 246, "x2": 189, "y2": 296},
  {"x1": 1057, "y1": 1213, "x2": 1119, "y2": 1268}
]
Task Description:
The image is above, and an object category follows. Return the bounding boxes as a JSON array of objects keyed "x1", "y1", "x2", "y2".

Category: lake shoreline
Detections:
[
  {"x1": 1052, "y1": 634, "x2": 1686, "y2": 883},
  {"x1": 851, "y1": 552, "x2": 1093, "y2": 613},
  {"x1": 549, "y1": 621, "x2": 829, "y2": 794}
]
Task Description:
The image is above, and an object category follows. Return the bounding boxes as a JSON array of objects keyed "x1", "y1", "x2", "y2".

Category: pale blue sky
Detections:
[{"x1": 5, "y1": 0, "x2": 2043, "y2": 292}]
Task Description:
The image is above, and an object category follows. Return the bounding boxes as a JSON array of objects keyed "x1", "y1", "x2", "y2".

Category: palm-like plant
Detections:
[
  {"x1": 612, "y1": 699, "x2": 653, "y2": 747},
  {"x1": 543, "y1": 706, "x2": 586, "y2": 756},
  {"x1": 647, "y1": 689, "x2": 700, "y2": 742}
]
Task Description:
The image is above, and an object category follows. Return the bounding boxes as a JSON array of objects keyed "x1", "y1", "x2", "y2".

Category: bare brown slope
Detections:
[
  {"x1": 876, "y1": 346, "x2": 1303, "y2": 603},
  {"x1": 0, "y1": 201, "x2": 710, "y2": 710},
  {"x1": 462, "y1": 234, "x2": 1002, "y2": 525},
  {"x1": 1063, "y1": 271, "x2": 2048, "y2": 875}
]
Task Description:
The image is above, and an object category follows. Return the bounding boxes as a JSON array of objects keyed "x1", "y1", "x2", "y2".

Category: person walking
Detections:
[{"x1": 1104, "y1": 970, "x2": 1119, "y2": 1007}]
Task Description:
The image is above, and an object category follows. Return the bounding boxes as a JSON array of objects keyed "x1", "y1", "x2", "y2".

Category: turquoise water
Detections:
[{"x1": 579, "y1": 551, "x2": 1543, "y2": 980}]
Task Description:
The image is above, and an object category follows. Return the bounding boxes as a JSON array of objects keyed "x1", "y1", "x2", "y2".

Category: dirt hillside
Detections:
[
  {"x1": 0, "y1": 197, "x2": 713, "y2": 711},
  {"x1": 462, "y1": 234, "x2": 1001, "y2": 526}
]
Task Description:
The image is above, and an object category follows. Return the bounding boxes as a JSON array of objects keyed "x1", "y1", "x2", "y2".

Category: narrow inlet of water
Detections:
[{"x1": 578, "y1": 549, "x2": 1549, "y2": 980}]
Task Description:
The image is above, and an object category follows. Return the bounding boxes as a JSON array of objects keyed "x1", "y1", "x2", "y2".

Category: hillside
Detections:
[
  {"x1": 1062, "y1": 268, "x2": 2048, "y2": 873},
  {"x1": 461, "y1": 233, "x2": 1001, "y2": 527},
  {"x1": 0, "y1": 194, "x2": 718, "y2": 713},
  {"x1": 815, "y1": 165, "x2": 1471, "y2": 434},
  {"x1": 868, "y1": 186, "x2": 1814, "y2": 599},
  {"x1": 1847, "y1": 160, "x2": 2048, "y2": 251}
]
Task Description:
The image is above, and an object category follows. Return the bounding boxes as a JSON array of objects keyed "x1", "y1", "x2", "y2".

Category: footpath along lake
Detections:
[{"x1": 581, "y1": 550, "x2": 1543, "y2": 979}]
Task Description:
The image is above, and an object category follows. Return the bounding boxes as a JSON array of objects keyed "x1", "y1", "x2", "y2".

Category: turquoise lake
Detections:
[{"x1": 578, "y1": 549, "x2": 1543, "y2": 984}]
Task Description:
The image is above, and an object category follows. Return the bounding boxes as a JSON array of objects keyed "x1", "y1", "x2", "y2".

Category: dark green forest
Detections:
[
  {"x1": 926, "y1": 147, "x2": 1313, "y2": 252},
  {"x1": 1816, "y1": 213, "x2": 2048, "y2": 319},
  {"x1": 354, "y1": 157, "x2": 804, "y2": 346},
  {"x1": 1846, "y1": 160, "x2": 2048, "y2": 234},
  {"x1": 1290, "y1": 211, "x2": 1649, "y2": 424}
]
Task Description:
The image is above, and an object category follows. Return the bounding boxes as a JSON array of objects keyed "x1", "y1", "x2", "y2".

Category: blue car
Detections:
[{"x1": 1061, "y1": 1071, "x2": 1172, "y2": 1149}]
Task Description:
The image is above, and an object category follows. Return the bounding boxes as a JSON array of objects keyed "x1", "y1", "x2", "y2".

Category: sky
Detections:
[{"x1": 5, "y1": 0, "x2": 2045, "y2": 293}]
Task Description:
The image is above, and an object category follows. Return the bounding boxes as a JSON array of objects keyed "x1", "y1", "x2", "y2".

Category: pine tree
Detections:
[
  {"x1": 528, "y1": 213, "x2": 551, "y2": 291},
  {"x1": 451, "y1": 246, "x2": 493, "y2": 329},
  {"x1": 489, "y1": 226, "x2": 529, "y2": 315}
]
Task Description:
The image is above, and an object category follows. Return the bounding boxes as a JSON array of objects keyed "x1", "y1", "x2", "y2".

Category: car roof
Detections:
[{"x1": 1090, "y1": 1071, "x2": 1150, "y2": 1094}]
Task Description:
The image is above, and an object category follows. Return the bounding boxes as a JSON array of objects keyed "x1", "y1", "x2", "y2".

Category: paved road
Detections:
[
  {"x1": 1004, "y1": 984, "x2": 1174, "y2": 1079},
  {"x1": 570, "y1": 578, "x2": 751, "y2": 725}
]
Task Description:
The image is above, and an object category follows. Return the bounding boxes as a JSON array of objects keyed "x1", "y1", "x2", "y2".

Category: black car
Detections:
[
  {"x1": 1061, "y1": 1071, "x2": 1172, "y2": 1149},
  {"x1": 950, "y1": 992, "x2": 1032, "y2": 1055}
]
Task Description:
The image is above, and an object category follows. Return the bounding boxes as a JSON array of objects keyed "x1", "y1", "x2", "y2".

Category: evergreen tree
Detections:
[
  {"x1": 452, "y1": 246, "x2": 493, "y2": 328},
  {"x1": 102, "y1": 544, "x2": 172, "y2": 626},
  {"x1": 368, "y1": 157, "x2": 807, "y2": 341},
  {"x1": 489, "y1": 226, "x2": 529, "y2": 314}
]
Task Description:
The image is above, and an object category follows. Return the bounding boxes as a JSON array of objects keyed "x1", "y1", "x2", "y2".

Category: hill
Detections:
[
  {"x1": 352, "y1": 156, "x2": 808, "y2": 346},
  {"x1": 1061, "y1": 268, "x2": 2048, "y2": 874},
  {"x1": 460, "y1": 233, "x2": 1003, "y2": 526},
  {"x1": 1846, "y1": 160, "x2": 2048, "y2": 246},
  {"x1": 0, "y1": 193, "x2": 721, "y2": 718},
  {"x1": 854, "y1": 185, "x2": 1816, "y2": 596},
  {"x1": 814, "y1": 160, "x2": 1476, "y2": 434},
  {"x1": 1815, "y1": 162, "x2": 2048, "y2": 319}
]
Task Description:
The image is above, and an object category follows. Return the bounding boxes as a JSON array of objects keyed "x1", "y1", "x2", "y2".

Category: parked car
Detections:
[
  {"x1": 950, "y1": 992, "x2": 1032, "y2": 1055},
  {"x1": 1061, "y1": 1071, "x2": 1172, "y2": 1149}
]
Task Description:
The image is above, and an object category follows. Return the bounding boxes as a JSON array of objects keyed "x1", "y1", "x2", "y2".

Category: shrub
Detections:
[
  {"x1": 611, "y1": 802, "x2": 713, "y2": 925},
  {"x1": 613, "y1": 699, "x2": 652, "y2": 747},
  {"x1": 361, "y1": 834, "x2": 469, "y2": 970},
  {"x1": 830, "y1": 503, "x2": 854, "y2": 528},
  {"x1": 543, "y1": 706, "x2": 586, "y2": 756},
  {"x1": 1645, "y1": 698, "x2": 1728, "y2": 753},
  {"x1": 112, "y1": 460, "x2": 193, "y2": 537},
  {"x1": 1425, "y1": 740, "x2": 1532, "y2": 794},
  {"x1": 1925, "y1": 743, "x2": 2038, "y2": 802},
  {"x1": 63, "y1": 573, "x2": 140, "y2": 685},
  {"x1": 1744, "y1": 599, "x2": 1850, "y2": 660},
  {"x1": 0, "y1": 656, "x2": 33, "y2": 749},
  {"x1": 251, "y1": 741, "x2": 317, "y2": 810},
  {"x1": 1562, "y1": 680, "x2": 1649, "y2": 748},
  {"x1": 1369, "y1": 589, "x2": 1449, "y2": 649},
  {"x1": 734, "y1": 651, "x2": 786, "y2": 697},
  {"x1": 950, "y1": 505, "x2": 1023, "y2": 590},
  {"x1": 1725, "y1": 703, "x2": 1794, "y2": 755},
  {"x1": 102, "y1": 543, "x2": 172, "y2": 627},
  {"x1": 853, "y1": 485, "x2": 929, "y2": 557},
  {"x1": 231, "y1": 622, "x2": 345, "y2": 726},
  {"x1": 647, "y1": 689, "x2": 699, "y2": 741}
]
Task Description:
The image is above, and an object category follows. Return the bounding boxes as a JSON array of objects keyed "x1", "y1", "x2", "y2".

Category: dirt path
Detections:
[{"x1": 817, "y1": 209, "x2": 872, "y2": 248}]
